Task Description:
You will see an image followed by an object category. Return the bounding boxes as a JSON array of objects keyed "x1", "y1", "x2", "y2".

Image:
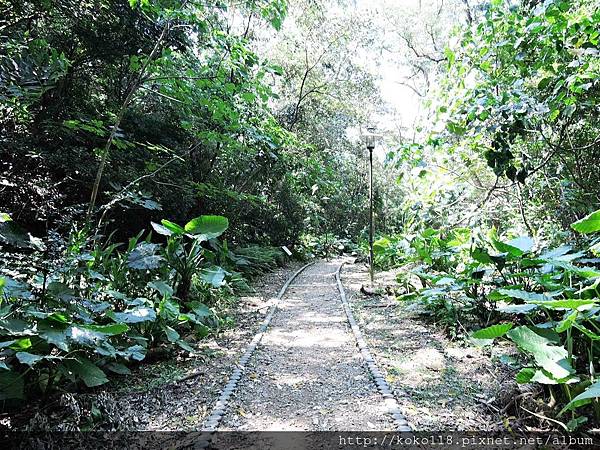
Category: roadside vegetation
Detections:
[{"x1": 367, "y1": 0, "x2": 600, "y2": 431}]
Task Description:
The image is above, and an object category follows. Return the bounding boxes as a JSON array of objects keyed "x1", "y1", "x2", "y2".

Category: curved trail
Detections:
[{"x1": 199, "y1": 259, "x2": 408, "y2": 443}]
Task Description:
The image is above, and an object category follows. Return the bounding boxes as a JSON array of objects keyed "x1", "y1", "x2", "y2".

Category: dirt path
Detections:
[{"x1": 218, "y1": 259, "x2": 394, "y2": 431}]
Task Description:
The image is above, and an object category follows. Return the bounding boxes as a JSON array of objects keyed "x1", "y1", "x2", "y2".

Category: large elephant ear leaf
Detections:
[
  {"x1": 184, "y1": 215, "x2": 229, "y2": 240},
  {"x1": 162, "y1": 219, "x2": 185, "y2": 235},
  {"x1": 493, "y1": 236, "x2": 534, "y2": 256},
  {"x1": 507, "y1": 325, "x2": 574, "y2": 380},
  {"x1": 470, "y1": 322, "x2": 513, "y2": 346},
  {"x1": 560, "y1": 381, "x2": 600, "y2": 415},
  {"x1": 571, "y1": 209, "x2": 600, "y2": 234},
  {"x1": 127, "y1": 242, "x2": 163, "y2": 269},
  {"x1": 63, "y1": 357, "x2": 109, "y2": 387},
  {"x1": 200, "y1": 266, "x2": 228, "y2": 288}
]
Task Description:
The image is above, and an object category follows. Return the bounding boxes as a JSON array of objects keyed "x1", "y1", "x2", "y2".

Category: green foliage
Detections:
[
  {"x1": 298, "y1": 234, "x2": 356, "y2": 260},
  {"x1": 229, "y1": 245, "x2": 287, "y2": 277},
  {"x1": 471, "y1": 323, "x2": 513, "y2": 345},
  {"x1": 0, "y1": 0, "x2": 332, "y2": 248},
  {"x1": 380, "y1": 212, "x2": 600, "y2": 428},
  {"x1": 0, "y1": 213, "x2": 278, "y2": 404},
  {"x1": 572, "y1": 209, "x2": 600, "y2": 234},
  {"x1": 370, "y1": 236, "x2": 410, "y2": 269}
]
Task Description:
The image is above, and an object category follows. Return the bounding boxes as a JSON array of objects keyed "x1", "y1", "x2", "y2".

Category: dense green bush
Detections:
[
  {"x1": 376, "y1": 209, "x2": 600, "y2": 429},
  {"x1": 0, "y1": 212, "x2": 284, "y2": 405}
]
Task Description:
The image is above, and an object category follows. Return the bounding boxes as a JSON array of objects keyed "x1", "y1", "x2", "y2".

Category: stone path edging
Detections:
[
  {"x1": 334, "y1": 262, "x2": 413, "y2": 432},
  {"x1": 197, "y1": 262, "x2": 314, "y2": 442}
]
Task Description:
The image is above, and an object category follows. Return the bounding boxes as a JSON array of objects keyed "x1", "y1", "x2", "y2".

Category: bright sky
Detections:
[
  {"x1": 354, "y1": 0, "x2": 424, "y2": 133},
  {"x1": 342, "y1": 0, "x2": 431, "y2": 155},
  {"x1": 252, "y1": 0, "x2": 449, "y2": 155}
]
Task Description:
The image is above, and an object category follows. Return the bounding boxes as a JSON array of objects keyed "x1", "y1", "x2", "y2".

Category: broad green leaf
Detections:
[
  {"x1": 176, "y1": 340, "x2": 195, "y2": 353},
  {"x1": 493, "y1": 237, "x2": 534, "y2": 256},
  {"x1": 47, "y1": 282, "x2": 76, "y2": 300},
  {"x1": 188, "y1": 301, "x2": 212, "y2": 318},
  {"x1": 470, "y1": 337, "x2": 493, "y2": 347},
  {"x1": 184, "y1": 215, "x2": 229, "y2": 240},
  {"x1": 0, "y1": 214, "x2": 31, "y2": 248},
  {"x1": 434, "y1": 277, "x2": 456, "y2": 286},
  {"x1": 446, "y1": 228, "x2": 471, "y2": 247},
  {"x1": 0, "y1": 318, "x2": 30, "y2": 335},
  {"x1": 421, "y1": 228, "x2": 438, "y2": 238},
  {"x1": 151, "y1": 221, "x2": 174, "y2": 236},
  {"x1": 80, "y1": 323, "x2": 129, "y2": 336},
  {"x1": 538, "y1": 77, "x2": 552, "y2": 89},
  {"x1": 16, "y1": 352, "x2": 42, "y2": 366},
  {"x1": 69, "y1": 326, "x2": 108, "y2": 346},
  {"x1": 540, "y1": 245, "x2": 572, "y2": 260},
  {"x1": 2, "y1": 278, "x2": 32, "y2": 300},
  {"x1": 507, "y1": 326, "x2": 573, "y2": 379},
  {"x1": 373, "y1": 237, "x2": 391, "y2": 254},
  {"x1": 9, "y1": 338, "x2": 32, "y2": 350},
  {"x1": 472, "y1": 247, "x2": 493, "y2": 264},
  {"x1": 110, "y1": 307, "x2": 156, "y2": 324},
  {"x1": 571, "y1": 209, "x2": 600, "y2": 234},
  {"x1": 38, "y1": 320, "x2": 69, "y2": 351},
  {"x1": 555, "y1": 310, "x2": 578, "y2": 333},
  {"x1": 105, "y1": 362, "x2": 131, "y2": 375},
  {"x1": 560, "y1": 381, "x2": 600, "y2": 414},
  {"x1": 200, "y1": 266, "x2": 227, "y2": 287},
  {"x1": 159, "y1": 298, "x2": 179, "y2": 321},
  {"x1": 516, "y1": 367, "x2": 535, "y2": 384},
  {"x1": 46, "y1": 312, "x2": 70, "y2": 324},
  {"x1": 0, "y1": 340, "x2": 15, "y2": 348},
  {"x1": 529, "y1": 369, "x2": 580, "y2": 385},
  {"x1": 496, "y1": 289, "x2": 550, "y2": 302},
  {"x1": 471, "y1": 323, "x2": 513, "y2": 340},
  {"x1": 507, "y1": 236, "x2": 534, "y2": 253},
  {"x1": 127, "y1": 243, "x2": 163, "y2": 270},
  {"x1": 115, "y1": 344, "x2": 146, "y2": 362},
  {"x1": 529, "y1": 299, "x2": 598, "y2": 310},
  {"x1": 164, "y1": 326, "x2": 180, "y2": 343},
  {"x1": 63, "y1": 357, "x2": 108, "y2": 387},
  {"x1": 161, "y1": 219, "x2": 185, "y2": 235},
  {"x1": 497, "y1": 303, "x2": 538, "y2": 314},
  {"x1": 573, "y1": 266, "x2": 600, "y2": 279},
  {"x1": 148, "y1": 280, "x2": 173, "y2": 297}
]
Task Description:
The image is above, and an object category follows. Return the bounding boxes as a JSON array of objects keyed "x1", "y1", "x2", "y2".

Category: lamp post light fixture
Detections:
[{"x1": 362, "y1": 126, "x2": 379, "y2": 285}]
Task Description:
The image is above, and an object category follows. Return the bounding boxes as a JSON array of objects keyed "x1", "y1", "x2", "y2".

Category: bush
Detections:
[
  {"x1": 0, "y1": 213, "x2": 279, "y2": 405},
  {"x1": 378, "y1": 210, "x2": 600, "y2": 428}
]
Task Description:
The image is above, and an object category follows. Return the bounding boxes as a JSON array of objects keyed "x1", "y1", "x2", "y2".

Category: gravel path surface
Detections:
[{"x1": 219, "y1": 259, "x2": 394, "y2": 431}]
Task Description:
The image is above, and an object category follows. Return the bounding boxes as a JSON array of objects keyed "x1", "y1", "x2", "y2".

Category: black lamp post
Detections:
[{"x1": 363, "y1": 127, "x2": 378, "y2": 284}]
